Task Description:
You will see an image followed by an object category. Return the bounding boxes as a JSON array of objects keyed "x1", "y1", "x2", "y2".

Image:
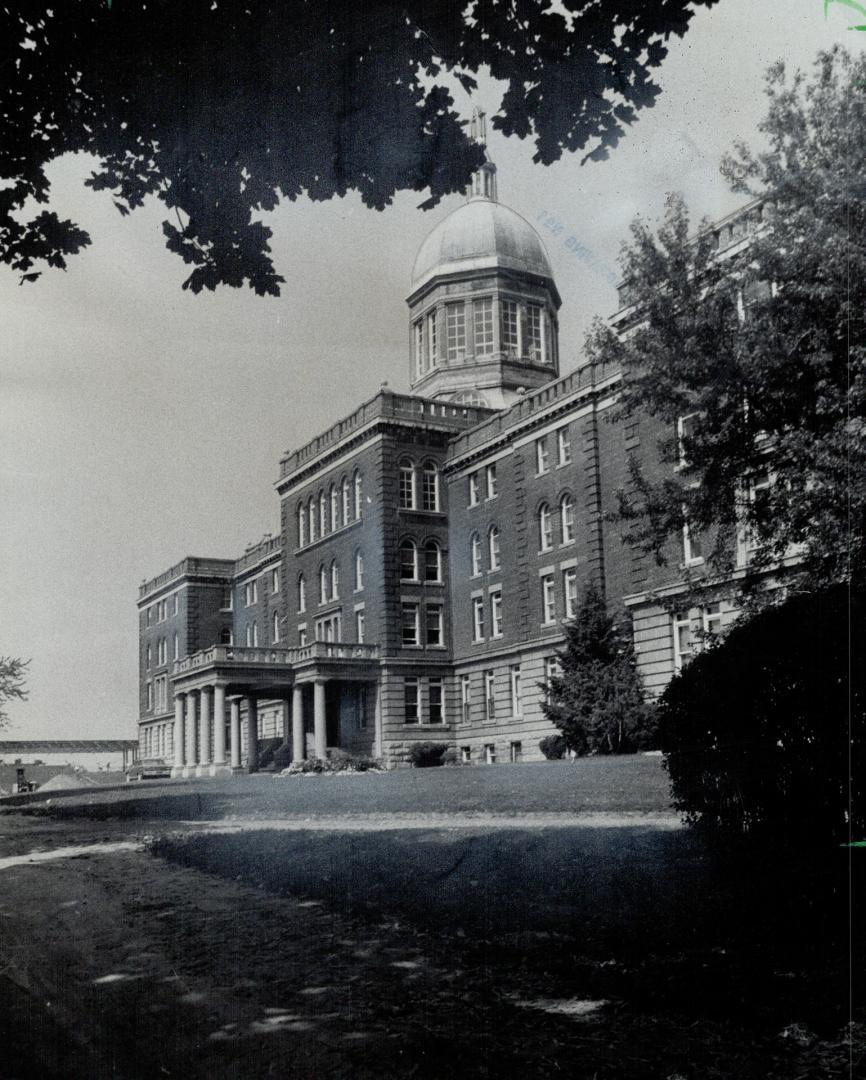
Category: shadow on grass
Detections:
[
  {"x1": 152, "y1": 824, "x2": 859, "y2": 1032},
  {"x1": 1, "y1": 789, "x2": 258, "y2": 820}
]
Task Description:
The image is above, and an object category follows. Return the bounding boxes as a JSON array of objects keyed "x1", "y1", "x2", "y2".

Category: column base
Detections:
[
  {"x1": 209, "y1": 761, "x2": 232, "y2": 776},
  {"x1": 170, "y1": 765, "x2": 186, "y2": 779},
  {"x1": 181, "y1": 765, "x2": 197, "y2": 779},
  {"x1": 195, "y1": 763, "x2": 213, "y2": 777}
]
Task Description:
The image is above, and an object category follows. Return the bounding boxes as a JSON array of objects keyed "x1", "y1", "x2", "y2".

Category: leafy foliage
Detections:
[
  {"x1": 585, "y1": 47, "x2": 866, "y2": 589},
  {"x1": 538, "y1": 734, "x2": 567, "y2": 760},
  {"x1": 1, "y1": 1, "x2": 717, "y2": 292},
  {"x1": 406, "y1": 741, "x2": 449, "y2": 767},
  {"x1": 542, "y1": 585, "x2": 656, "y2": 755},
  {"x1": 658, "y1": 584, "x2": 863, "y2": 846},
  {"x1": 0, "y1": 657, "x2": 28, "y2": 729}
]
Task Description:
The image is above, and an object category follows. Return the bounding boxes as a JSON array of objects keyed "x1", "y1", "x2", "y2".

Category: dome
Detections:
[{"x1": 410, "y1": 198, "x2": 554, "y2": 294}]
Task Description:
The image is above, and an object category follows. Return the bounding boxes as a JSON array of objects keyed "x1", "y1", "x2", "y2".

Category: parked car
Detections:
[{"x1": 125, "y1": 758, "x2": 172, "y2": 781}]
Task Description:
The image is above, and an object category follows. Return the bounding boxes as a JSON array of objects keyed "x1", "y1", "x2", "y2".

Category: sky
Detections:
[{"x1": 0, "y1": 0, "x2": 860, "y2": 740}]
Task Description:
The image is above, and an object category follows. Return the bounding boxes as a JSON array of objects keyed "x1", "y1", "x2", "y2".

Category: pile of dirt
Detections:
[{"x1": 37, "y1": 772, "x2": 102, "y2": 793}]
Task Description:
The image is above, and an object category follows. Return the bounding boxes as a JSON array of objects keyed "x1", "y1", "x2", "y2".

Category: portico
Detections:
[{"x1": 169, "y1": 642, "x2": 379, "y2": 776}]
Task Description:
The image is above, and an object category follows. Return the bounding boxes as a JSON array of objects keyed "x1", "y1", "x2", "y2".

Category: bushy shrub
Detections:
[
  {"x1": 440, "y1": 748, "x2": 460, "y2": 766},
  {"x1": 539, "y1": 734, "x2": 567, "y2": 760},
  {"x1": 407, "y1": 741, "x2": 449, "y2": 768},
  {"x1": 542, "y1": 584, "x2": 657, "y2": 755},
  {"x1": 659, "y1": 584, "x2": 863, "y2": 847},
  {"x1": 281, "y1": 751, "x2": 382, "y2": 776}
]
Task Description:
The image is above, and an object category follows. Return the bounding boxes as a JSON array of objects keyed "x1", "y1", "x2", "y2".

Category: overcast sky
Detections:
[{"x1": 0, "y1": 0, "x2": 859, "y2": 739}]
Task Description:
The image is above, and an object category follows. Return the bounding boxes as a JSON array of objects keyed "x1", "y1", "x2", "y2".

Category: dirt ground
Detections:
[{"x1": 0, "y1": 762, "x2": 860, "y2": 1079}]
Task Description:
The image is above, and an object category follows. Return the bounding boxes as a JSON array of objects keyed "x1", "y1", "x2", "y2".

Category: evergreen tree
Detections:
[
  {"x1": 585, "y1": 47, "x2": 866, "y2": 589},
  {"x1": 541, "y1": 585, "x2": 655, "y2": 755}
]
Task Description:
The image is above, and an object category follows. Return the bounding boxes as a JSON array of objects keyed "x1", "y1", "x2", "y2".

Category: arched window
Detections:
[
  {"x1": 422, "y1": 461, "x2": 440, "y2": 511},
  {"x1": 400, "y1": 538, "x2": 418, "y2": 581},
  {"x1": 318, "y1": 491, "x2": 327, "y2": 536},
  {"x1": 560, "y1": 494, "x2": 575, "y2": 544},
  {"x1": 330, "y1": 559, "x2": 340, "y2": 600},
  {"x1": 219, "y1": 627, "x2": 233, "y2": 645},
  {"x1": 272, "y1": 610, "x2": 280, "y2": 643},
  {"x1": 319, "y1": 564, "x2": 328, "y2": 604},
  {"x1": 308, "y1": 498, "x2": 317, "y2": 543},
  {"x1": 330, "y1": 484, "x2": 339, "y2": 532},
  {"x1": 354, "y1": 470, "x2": 363, "y2": 519},
  {"x1": 424, "y1": 539, "x2": 442, "y2": 582},
  {"x1": 341, "y1": 476, "x2": 351, "y2": 525},
  {"x1": 297, "y1": 502, "x2": 306, "y2": 547},
  {"x1": 146, "y1": 643, "x2": 152, "y2": 669},
  {"x1": 488, "y1": 525, "x2": 501, "y2": 570},
  {"x1": 297, "y1": 573, "x2": 306, "y2": 613},
  {"x1": 398, "y1": 459, "x2": 416, "y2": 509},
  {"x1": 355, "y1": 549, "x2": 364, "y2": 591},
  {"x1": 470, "y1": 532, "x2": 482, "y2": 577},
  {"x1": 539, "y1": 503, "x2": 553, "y2": 551}
]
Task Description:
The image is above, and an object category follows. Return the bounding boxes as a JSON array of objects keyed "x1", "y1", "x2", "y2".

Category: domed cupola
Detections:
[{"x1": 406, "y1": 110, "x2": 561, "y2": 409}]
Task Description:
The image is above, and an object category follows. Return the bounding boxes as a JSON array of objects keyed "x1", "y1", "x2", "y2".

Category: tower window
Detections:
[
  {"x1": 426, "y1": 604, "x2": 443, "y2": 647},
  {"x1": 413, "y1": 319, "x2": 424, "y2": 378},
  {"x1": 474, "y1": 298, "x2": 494, "y2": 356},
  {"x1": 297, "y1": 573, "x2": 306, "y2": 613},
  {"x1": 541, "y1": 574, "x2": 556, "y2": 625},
  {"x1": 539, "y1": 503, "x2": 553, "y2": 551},
  {"x1": 536, "y1": 437, "x2": 549, "y2": 475},
  {"x1": 428, "y1": 679, "x2": 444, "y2": 723},
  {"x1": 354, "y1": 549, "x2": 364, "y2": 591},
  {"x1": 491, "y1": 590, "x2": 503, "y2": 638},
  {"x1": 404, "y1": 678, "x2": 419, "y2": 724},
  {"x1": 401, "y1": 602, "x2": 420, "y2": 646},
  {"x1": 353, "y1": 470, "x2": 363, "y2": 519},
  {"x1": 501, "y1": 299, "x2": 519, "y2": 353},
  {"x1": 424, "y1": 539, "x2": 442, "y2": 582},
  {"x1": 488, "y1": 526, "x2": 501, "y2": 570},
  {"x1": 446, "y1": 303, "x2": 466, "y2": 361},
  {"x1": 527, "y1": 303, "x2": 544, "y2": 363},
  {"x1": 308, "y1": 498, "x2": 317, "y2": 543},
  {"x1": 473, "y1": 596, "x2": 485, "y2": 642},
  {"x1": 400, "y1": 538, "x2": 418, "y2": 581},
  {"x1": 319, "y1": 491, "x2": 327, "y2": 536},
  {"x1": 563, "y1": 568, "x2": 577, "y2": 619},
  {"x1": 426, "y1": 310, "x2": 437, "y2": 369},
  {"x1": 341, "y1": 476, "x2": 351, "y2": 525},
  {"x1": 561, "y1": 495, "x2": 575, "y2": 544},
  {"x1": 470, "y1": 533, "x2": 482, "y2": 577},
  {"x1": 330, "y1": 485, "x2": 339, "y2": 531}
]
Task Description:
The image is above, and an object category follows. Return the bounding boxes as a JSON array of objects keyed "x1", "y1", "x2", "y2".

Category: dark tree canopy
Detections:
[
  {"x1": 0, "y1": 657, "x2": 28, "y2": 729},
  {"x1": 586, "y1": 48, "x2": 866, "y2": 589},
  {"x1": 1, "y1": 0, "x2": 717, "y2": 294}
]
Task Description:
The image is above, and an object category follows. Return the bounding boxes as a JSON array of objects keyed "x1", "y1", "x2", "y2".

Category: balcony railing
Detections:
[{"x1": 173, "y1": 641, "x2": 379, "y2": 674}]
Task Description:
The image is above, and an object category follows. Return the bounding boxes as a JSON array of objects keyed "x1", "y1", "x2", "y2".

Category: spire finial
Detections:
[{"x1": 468, "y1": 107, "x2": 497, "y2": 202}]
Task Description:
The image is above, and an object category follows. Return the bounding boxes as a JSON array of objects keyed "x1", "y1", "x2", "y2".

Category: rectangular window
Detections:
[
  {"x1": 677, "y1": 412, "x2": 700, "y2": 469},
  {"x1": 355, "y1": 609, "x2": 365, "y2": 644},
  {"x1": 461, "y1": 746, "x2": 472, "y2": 763},
  {"x1": 563, "y1": 568, "x2": 577, "y2": 620},
  {"x1": 421, "y1": 465, "x2": 439, "y2": 512},
  {"x1": 682, "y1": 516, "x2": 704, "y2": 565},
  {"x1": 399, "y1": 464, "x2": 416, "y2": 509},
  {"x1": 485, "y1": 671, "x2": 495, "y2": 721},
  {"x1": 404, "y1": 678, "x2": 419, "y2": 724},
  {"x1": 401, "y1": 603, "x2": 420, "y2": 646},
  {"x1": 172, "y1": 594, "x2": 179, "y2": 616},
  {"x1": 501, "y1": 299, "x2": 519, "y2": 352},
  {"x1": 446, "y1": 303, "x2": 466, "y2": 361},
  {"x1": 428, "y1": 679, "x2": 444, "y2": 724},
  {"x1": 298, "y1": 626, "x2": 308, "y2": 646},
  {"x1": 486, "y1": 463, "x2": 497, "y2": 499},
  {"x1": 557, "y1": 427, "x2": 572, "y2": 466},
  {"x1": 427, "y1": 311, "x2": 437, "y2": 368},
  {"x1": 672, "y1": 610, "x2": 695, "y2": 672},
  {"x1": 703, "y1": 601, "x2": 723, "y2": 638},
  {"x1": 460, "y1": 675, "x2": 471, "y2": 724},
  {"x1": 737, "y1": 470, "x2": 773, "y2": 565},
  {"x1": 426, "y1": 604, "x2": 443, "y2": 647},
  {"x1": 490, "y1": 590, "x2": 503, "y2": 638},
  {"x1": 484, "y1": 743, "x2": 496, "y2": 764},
  {"x1": 271, "y1": 569, "x2": 280, "y2": 593},
  {"x1": 544, "y1": 655, "x2": 562, "y2": 702},
  {"x1": 472, "y1": 596, "x2": 485, "y2": 642},
  {"x1": 474, "y1": 298, "x2": 495, "y2": 355},
  {"x1": 527, "y1": 303, "x2": 543, "y2": 362},
  {"x1": 468, "y1": 472, "x2": 479, "y2": 506},
  {"x1": 541, "y1": 575, "x2": 556, "y2": 625},
  {"x1": 510, "y1": 665, "x2": 522, "y2": 716},
  {"x1": 535, "y1": 437, "x2": 549, "y2": 474},
  {"x1": 510, "y1": 741, "x2": 523, "y2": 763}
]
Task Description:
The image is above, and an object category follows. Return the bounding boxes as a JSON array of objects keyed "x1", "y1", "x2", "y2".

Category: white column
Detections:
[
  {"x1": 292, "y1": 684, "x2": 305, "y2": 762},
  {"x1": 372, "y1": 680, "x2": 383, "y2": 760},
  {"x1": 229, "y1": 696, "x2": 242, "y2": 770},
  {"x1": 313, "y1": 681, "x2": 327, "y2": 760},
  {"x1": 246, "y1": 694, "x2": 259, "y2": 772},
  {"x1": 198, "y1": 686, "x2": 212, "y2": 773},
  {"x1": 184, "y1": 692, "x2": 197, "y2": 776},
  {"x1": 172, "y1": 693, "x2": 186, "y2": 773},
  {"x1": 213, "y1": 684, "x2": 227, "y2": 769}
]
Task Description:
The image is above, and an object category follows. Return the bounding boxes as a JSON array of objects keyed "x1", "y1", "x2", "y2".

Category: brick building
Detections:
[{"x1": 137, "y1": 130, "x2": 764, "y2": 772}]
